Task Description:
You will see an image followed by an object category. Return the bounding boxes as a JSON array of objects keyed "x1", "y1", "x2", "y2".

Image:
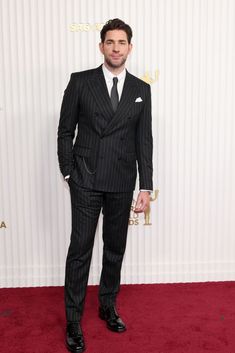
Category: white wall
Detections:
[{"x1": 0, "y1": 0, "x2": 235, "y2": 287}]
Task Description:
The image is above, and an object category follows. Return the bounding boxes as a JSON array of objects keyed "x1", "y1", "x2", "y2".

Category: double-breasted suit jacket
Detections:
[{"x1": 57, "y1": 65, "x2": 153, "y2": 192}]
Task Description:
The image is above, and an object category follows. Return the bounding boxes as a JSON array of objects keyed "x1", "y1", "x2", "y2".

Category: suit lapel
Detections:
[
  {"x1": 87, "y1": 66, "x2": 138, "y2": 135},
  {"x1": 103, "y1": 71, "x2": 138, "y2": 135},
  {"x1": 87, "y1": 65, "x2": 114, "y2": 120}
]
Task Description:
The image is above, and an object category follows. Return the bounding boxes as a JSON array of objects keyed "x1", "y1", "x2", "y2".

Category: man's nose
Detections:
[{"x1": 113, "y1": 44, "x2": 120, "y2": 52}]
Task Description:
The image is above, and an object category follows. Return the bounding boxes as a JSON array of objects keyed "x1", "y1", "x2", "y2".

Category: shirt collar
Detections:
[{"x1": 102, "y1": 64, "x2": 126, "y2": 82}]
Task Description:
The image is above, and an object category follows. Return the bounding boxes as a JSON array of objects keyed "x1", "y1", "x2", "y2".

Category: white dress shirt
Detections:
[{"x1": 102, "y1": 64, "x2": 126, "y2": 99}]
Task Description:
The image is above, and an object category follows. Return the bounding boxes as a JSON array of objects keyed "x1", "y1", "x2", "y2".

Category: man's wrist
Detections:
[{"x1": 140, "y1": 189, "x2": 152, "y2": 195}]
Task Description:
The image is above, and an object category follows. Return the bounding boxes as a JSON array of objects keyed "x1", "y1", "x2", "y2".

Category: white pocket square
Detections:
[{"x1": 135, "y1": 97, "x2": 143, "y2": 102}]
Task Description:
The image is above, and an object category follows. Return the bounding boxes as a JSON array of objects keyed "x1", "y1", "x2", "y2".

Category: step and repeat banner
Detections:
[{"x1": 0, "y1": 0, "x2": 235, "y2": 287}]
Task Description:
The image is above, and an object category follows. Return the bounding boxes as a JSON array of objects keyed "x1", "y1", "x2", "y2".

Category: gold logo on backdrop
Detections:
[
  {"x1": 141, "y1": 70, "x2": 159, "y2": 84},
  {"x1": 69, "y1": 23, "x2": 104, "y2": 32},
  {"x1": 129, "y1": 190, "x2": 159, "y2": 226},
  {"x1": 0, "y1": 221, "x2": 7, "y2": 229}
]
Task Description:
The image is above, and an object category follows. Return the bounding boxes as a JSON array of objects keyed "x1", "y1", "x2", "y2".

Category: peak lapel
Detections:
[
  {"x1": 87, "y1": 65, "x2": 114, "y2": 119},
  {"x1": 103, "y1": 71, "x2": 138, "y2": 135}
]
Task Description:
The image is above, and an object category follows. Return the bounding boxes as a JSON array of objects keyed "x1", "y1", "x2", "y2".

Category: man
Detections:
[{"x1": 57, "y1": 18, "x2": 153, "y2": 353}]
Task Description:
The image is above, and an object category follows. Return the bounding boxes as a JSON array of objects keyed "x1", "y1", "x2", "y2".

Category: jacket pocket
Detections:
[
  {"x1": 74, "y1": 145, "x2": 91, "y2": 157},
  {"x1": 122, "y1": 152, "x2": 136, "y2": 162}
]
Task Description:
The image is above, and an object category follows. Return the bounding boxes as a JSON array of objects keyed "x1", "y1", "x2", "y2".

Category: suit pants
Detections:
[{"x1": 65, "y1": 178, "x2": 133, "y2": 323}]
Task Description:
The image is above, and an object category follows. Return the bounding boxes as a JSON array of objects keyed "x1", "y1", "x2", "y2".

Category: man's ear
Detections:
[
  {"x1": 128, "y1": 43, "x2": 133, "y2": 54},
  {"x1": 99, "y1": 42, "x2": 104, "y2": 54}
]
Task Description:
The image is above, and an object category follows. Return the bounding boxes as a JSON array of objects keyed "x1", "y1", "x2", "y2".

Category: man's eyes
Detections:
[{"x1": 106, "y1": 41, "x2": 127, "y2": 45}]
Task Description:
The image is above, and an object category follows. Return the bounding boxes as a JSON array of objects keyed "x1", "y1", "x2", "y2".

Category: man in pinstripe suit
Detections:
[{"x1": 57, "y1": 19, "x2": 153, "y2": 353}]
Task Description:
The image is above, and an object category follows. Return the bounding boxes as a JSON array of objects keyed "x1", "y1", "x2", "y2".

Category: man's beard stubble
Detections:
[{"x1": 105, "y1": 56, "x2": 127, "y2": 69}]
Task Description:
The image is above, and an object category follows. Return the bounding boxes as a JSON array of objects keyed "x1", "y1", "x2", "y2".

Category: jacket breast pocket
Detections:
[{"x1": 131, "y1": 101, "x2": 144, "y2": 116}]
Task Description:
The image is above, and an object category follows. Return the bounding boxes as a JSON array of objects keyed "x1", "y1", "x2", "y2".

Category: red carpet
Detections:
[{"x1": 1, "y1": 282, "x2": 235, "y2": 353}]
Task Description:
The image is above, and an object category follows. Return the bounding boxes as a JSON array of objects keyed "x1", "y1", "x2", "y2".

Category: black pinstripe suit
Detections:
[{"x1": 57, "y1": 65, "x2": 153, "y2": 322}]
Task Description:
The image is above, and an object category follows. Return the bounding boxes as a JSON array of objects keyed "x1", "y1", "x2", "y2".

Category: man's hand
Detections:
[{"x1": 134, "y1": 191, "x2": 150, "y2": 213}]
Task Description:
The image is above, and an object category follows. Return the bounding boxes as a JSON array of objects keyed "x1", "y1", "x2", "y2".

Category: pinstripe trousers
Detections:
[{"x1": 65, "y1": 178, "x2": 133, "y2": 323}]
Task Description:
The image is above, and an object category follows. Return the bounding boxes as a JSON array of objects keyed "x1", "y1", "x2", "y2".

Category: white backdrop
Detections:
[{"x1": 0, "y1": 0, "x2": 235, "y2": 287}]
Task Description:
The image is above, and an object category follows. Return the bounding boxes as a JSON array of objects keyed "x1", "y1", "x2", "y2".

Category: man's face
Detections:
[{"x1": 99, "y1": 29, "x2": 132, "y2": 69}]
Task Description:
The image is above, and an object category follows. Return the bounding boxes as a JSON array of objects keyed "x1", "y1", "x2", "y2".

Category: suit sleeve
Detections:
[
  {"x1": 136, "y1": 84, "x2": 153, "y2": 190},
  {"x1": 57, "y1": 73, "x2": 79, "y2": 178}
]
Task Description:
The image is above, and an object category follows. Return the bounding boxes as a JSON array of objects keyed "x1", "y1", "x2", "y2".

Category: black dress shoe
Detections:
[
  {"x1": 66, "y1": 322, "x2": 85, "y2": 353},
  {"x1": 99, "y1": 306, "x2": 126, "y2": 333}
]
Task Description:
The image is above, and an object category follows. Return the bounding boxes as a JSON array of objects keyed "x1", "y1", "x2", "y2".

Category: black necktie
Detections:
[{"x1": 110, "y1": 77, "x2": 119, "y2": 112}]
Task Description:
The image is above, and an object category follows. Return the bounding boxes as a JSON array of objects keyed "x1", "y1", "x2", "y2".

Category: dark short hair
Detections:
[{"x1": 100, "y1": 18, "x2": 133, "y2": 44}]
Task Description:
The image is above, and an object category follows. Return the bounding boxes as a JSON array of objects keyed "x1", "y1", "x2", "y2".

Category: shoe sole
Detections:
[{"x1": 99, "y1": 313, "x2": 127, "y2": 333}]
